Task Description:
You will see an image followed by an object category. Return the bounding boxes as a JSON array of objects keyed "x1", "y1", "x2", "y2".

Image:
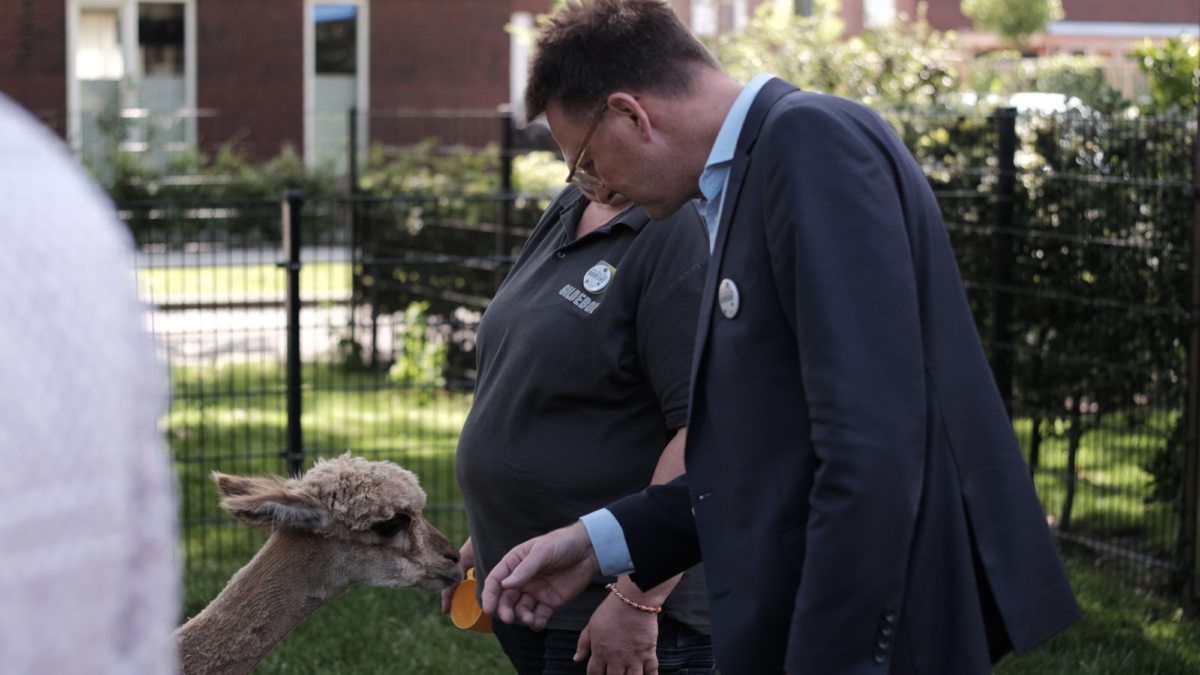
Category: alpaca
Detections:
[{"x1": 173, "y1": 454, "x2": 464, "y2": 675}]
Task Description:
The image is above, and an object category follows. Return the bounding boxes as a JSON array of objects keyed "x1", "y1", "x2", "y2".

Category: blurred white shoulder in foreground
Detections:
[{"x1": 0, "y1": 93, "x2": 179, "y2": 675}]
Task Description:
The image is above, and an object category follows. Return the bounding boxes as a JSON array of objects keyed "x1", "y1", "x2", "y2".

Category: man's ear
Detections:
[
  {"x1": 606, "y1": 92, "x2": 654, "y2": 143},
  {"x1": 212, "y1": 472, "x2": 330, "y2": 532}
]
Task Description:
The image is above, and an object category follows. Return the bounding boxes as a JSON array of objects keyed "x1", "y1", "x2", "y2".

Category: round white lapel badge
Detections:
[
  {"x1": 718, "y1": 279, "x2": 740, "y2": 318},
  {"x1": 583, "y1": 261, "x2": 615, "y2": 293}
]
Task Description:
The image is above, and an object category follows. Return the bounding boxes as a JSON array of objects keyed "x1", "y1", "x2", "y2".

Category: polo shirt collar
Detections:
[{"x1": 558, "y1": 187, "x2": 649, "y2": 241}]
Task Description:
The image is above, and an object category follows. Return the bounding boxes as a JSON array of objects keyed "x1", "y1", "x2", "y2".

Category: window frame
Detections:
[
  {"x1": 303, "y1": 0, "x2": 371, "y2": 167},
  {"x1": 65, "y1": 0, "x2": 197, "y2": 154}
]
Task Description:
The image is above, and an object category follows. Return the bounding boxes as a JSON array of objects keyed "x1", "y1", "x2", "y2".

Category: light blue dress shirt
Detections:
[{"x1": 582, "y1": 73, "x2": 775, "y2": 577}]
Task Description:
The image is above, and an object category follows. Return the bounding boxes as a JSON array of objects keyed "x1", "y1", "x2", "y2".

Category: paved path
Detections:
[{"x1": 137, "y1": 246, "x2": 394, "y2": 367}]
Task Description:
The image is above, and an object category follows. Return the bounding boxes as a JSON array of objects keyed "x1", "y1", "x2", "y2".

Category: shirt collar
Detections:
[
  {"x1": 558, "y1": 187, "x2": 649, "y2": 241},
  {"x1": 703, "y1": 72, "x2": 774, "y2": 172}
]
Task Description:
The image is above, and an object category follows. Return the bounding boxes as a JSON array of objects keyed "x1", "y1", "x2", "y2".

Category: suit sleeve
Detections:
[
  {"x1": 605, "y1": 474, "x2": 703, "y2": 590},
  {"x1": 762, "y1": 99, "x2": 927, "y2": 674}
]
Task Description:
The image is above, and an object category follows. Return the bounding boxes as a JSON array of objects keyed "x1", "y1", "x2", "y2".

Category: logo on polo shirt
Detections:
[
  {"x1": 558, "y1": 284, "x2": 600, "y2": 313},
  {"x1": 583, "y1": 261, "x2": 616, "y2": 293}
]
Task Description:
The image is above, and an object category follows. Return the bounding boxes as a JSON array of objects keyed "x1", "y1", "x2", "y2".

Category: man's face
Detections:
[{"x1": 546, "y1": 99, "x2": 700, "y2": 220}]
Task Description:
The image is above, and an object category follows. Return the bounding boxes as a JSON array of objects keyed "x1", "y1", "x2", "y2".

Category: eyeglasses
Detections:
[{"x1": 565, "y1": 103, "x2": 607, "y2": 190}]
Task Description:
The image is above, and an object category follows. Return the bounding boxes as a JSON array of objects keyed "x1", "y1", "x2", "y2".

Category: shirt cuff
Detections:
[{"x1": 579, "y1": 508, "x2": 635, "y2": 577}]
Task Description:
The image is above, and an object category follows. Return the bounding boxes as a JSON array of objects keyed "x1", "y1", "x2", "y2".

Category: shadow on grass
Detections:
[
  {"x1": 995, "y1": 558, "x2": 1200, "y2": 675},
  {"x1": 254, "y1": 587, "x2": 514, "y2": 675}
]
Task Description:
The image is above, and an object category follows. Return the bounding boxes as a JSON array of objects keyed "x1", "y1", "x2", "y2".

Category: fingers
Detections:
[
  {"x1": 514, "y1": 593, "x2": 540, "y2": 629},
  {"x1": 574, "y1": 625, "x2": 592, "y2": 663},
  {"x1": 481, "y1": 554, "x2": 518, "y2": 615},
  {"x1": 496, "y1": 587, "x2": 523, "y2": 624},
  {"x1": 498, "y1": 546, "x2": 547, "y2": 590},
  {"x1": 440, "y1": 584, "x2": 456, "y2": 614},
  {"x1": 514, "y1": 595, "x2": 555, "y2": 632}
]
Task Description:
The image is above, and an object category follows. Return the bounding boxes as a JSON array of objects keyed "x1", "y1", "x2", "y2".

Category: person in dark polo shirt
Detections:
[{"x1": 446, "y1": 181, "x2": 713, "y2": 675}]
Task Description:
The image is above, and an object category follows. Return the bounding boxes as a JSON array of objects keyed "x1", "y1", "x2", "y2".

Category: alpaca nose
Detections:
[{"x1": 445, "y1": 549, "x2": 461, "y2": 565}]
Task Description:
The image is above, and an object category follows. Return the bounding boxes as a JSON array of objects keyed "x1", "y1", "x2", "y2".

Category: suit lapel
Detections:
[{"x1": 687, "y1": 78, "x2": 799, "y2": 425}]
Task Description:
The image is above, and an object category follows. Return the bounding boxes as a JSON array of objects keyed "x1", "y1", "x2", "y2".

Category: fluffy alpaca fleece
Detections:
[{"x1": 173, "y1": 454, "x2": 463, "y2": 675}]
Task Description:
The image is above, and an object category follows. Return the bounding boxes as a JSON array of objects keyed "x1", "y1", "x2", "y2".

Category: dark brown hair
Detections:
[{"x1": 523, "y1": 0, "x2": 720, "y2": 125}]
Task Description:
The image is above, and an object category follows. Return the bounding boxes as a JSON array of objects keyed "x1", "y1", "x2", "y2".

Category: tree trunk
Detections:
[
  {"x1": 1060, "y1": 407, "x2": 1084, "y2": 532},
  {"x1": 1028, "y1": 417, "x2": 1043, "y2": 478}
]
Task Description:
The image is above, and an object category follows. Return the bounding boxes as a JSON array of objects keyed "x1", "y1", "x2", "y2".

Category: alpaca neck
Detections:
[{"x1": 174, "y1": 531, "x2": 347, "y2": 675}]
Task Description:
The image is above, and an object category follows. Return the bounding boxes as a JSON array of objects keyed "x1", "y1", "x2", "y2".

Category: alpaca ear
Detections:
[{"x1": 213, "y1": 472, "x2": 330, "y2": 531}]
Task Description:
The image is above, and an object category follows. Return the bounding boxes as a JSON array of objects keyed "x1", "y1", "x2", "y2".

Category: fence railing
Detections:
[{"x1": 127, "y1": 108, "x2": 1200, "y2": 607}]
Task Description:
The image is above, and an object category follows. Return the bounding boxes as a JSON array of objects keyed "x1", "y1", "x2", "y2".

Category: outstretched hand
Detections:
[{"x1": 481, "y1": 520, "x2": 601, "y2": 631}]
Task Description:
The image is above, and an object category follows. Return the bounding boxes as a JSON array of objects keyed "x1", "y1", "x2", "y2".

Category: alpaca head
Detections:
[{"x1": 211, "y1": 454, "x2": 463, "y2": 592}]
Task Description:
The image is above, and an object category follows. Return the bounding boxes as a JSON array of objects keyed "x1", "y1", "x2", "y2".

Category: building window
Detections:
[
  {"x1": 140, "y1": 3, "x2": 185, "y2": 76},
  {"x1": 306, "y1": 1, "x2": 370, "y2": 170},
  {"x1": 863, "y1": 0, "x2": 895, "y2": 29},
  {"x1": 691, "y1": 0, "x2": 718, "y2": 37},
  {"x1": 137, "y1": 3, "x2": 189, "y2": 162},
  {"x1": 77, "y1": 10, "x2": 124, "y2": 81},
  {"x1": 68, "y1": 0, "x2": 196, "y2": 168}
]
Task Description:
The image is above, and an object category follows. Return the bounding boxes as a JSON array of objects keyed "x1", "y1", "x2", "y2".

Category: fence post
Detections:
[
  {"x1": 281, "y1": 191, "x2": 305, "y2": 478},
  {"x1": 347, "y1": 107, "x2": 359, "y2": 364},
  {"x1": 1185, "y1": 99, "x2": 1200, "y2": 610},
  {"x1": 497, "y1": 105, "x2": 514, "y2": 290},
  {"x1": 991, "y1": 108, "x2": 1017, "y2": 420},
  {"x1": 348, "y1": 106, "x2": 358, "y2": 189}
]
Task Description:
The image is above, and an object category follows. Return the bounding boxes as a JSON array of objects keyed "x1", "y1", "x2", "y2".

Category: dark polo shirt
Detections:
[{"x1": 457, "y1": 186, "x2": 710, "y2": 632}]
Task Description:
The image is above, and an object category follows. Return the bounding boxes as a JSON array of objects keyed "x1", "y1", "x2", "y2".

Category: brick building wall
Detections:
[
  {"x1": 368, "y1": 0, "x2": 549, "y2": 148},
  {"x1": 371, "y1": 0, "x2": 513, "y2": 110},
  {"x1": 196, "y1": 0, "x2": 305, "y2": 159},
  {"x1": 1061, "y1": 0, "x2": 1198, "y2": 25},
  {"x1": 0, "y1": 0, "x2": 67, "y2": 133},
  {"x1": 854, "y1": 0, "x2": 1199, "y2": 35},
  {"x1": 919, "y1": 0, "x2": 971, "y2": 32},
  {"x1": 0, "y1": 0, "x2": 551, "y2": 158}
]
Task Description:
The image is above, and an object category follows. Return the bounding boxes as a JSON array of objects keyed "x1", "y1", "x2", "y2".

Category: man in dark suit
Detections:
[{"x1": 482, "y1": 2, "x2": 1081, "y2": 674}]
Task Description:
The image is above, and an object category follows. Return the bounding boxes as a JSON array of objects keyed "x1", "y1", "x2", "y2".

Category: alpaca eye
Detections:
[{"x1": 371, "y1": 514, "x2": 411, "y2": 538}]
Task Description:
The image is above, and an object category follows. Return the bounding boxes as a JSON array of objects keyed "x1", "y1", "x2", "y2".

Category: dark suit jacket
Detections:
[{"x1": 606, "y1": 79, "x2": 1081, "y2": 675}]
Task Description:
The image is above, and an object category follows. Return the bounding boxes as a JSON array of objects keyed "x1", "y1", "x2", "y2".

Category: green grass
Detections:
[
  {"x1": 1012, "y1": 414, "x2": 1179, "y2": 556},
  {"x1": 179, "y1": 552, "x2": 1200, "y2": 675},
  {"x1": 171, "y1": 361, "x2": 474, "y2": 608},
  {"x1": 995, "y1": 558, "x2": 1200, "y2": 674},
  {"x1": 170, "y1": 363, "x2": 1199, "y2": 673},
  {"x1": 253, "y1": 587, "x2": 515, "y2": 674},
  {"x1": 140, "y1": 262, "x2": 352, "y2": 297}
]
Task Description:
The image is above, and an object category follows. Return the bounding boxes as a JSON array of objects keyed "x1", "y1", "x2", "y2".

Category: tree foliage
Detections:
[
  {"x1": 709, "y1": 1, "x2": 961, "y2": 110},
  {"x1": 961, "y1": 0, "x2": 1063, "y2": 47},
  {"x1": 970, "y1": 52, "x2": 1129, "y2": 113},
  {"x1": 1130, "y1": 36, "x2": 1200, "y2": 115}
]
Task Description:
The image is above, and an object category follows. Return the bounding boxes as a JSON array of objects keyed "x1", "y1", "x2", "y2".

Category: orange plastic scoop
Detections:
[{"x1": 450, "y1": 567, "x2": 493, "y2": 633}]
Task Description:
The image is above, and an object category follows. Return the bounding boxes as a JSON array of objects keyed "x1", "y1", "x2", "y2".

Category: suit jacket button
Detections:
[
  {"x1": 880, "y1": 625, "x2": 894, "y2": 638},
  {"x1": 883, "y1": 606, "x2": 897, "y2": 624},
  {"x1": 877, "y1": 638, "x2": 891, "y2": 651},
  {"x1": 873, "y1": 648, "x2": 888, "y2": 664}
]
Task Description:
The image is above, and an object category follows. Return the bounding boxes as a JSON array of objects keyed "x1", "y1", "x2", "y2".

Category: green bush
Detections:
[
  {"x1": 961, "y1": 0, "x2": 1062, "y2": 47},
  {"x1": 709, "y1": 1, "x2": 961, "y2": 111},
  {"x1": 389, "y1": 302, "x2": 449, "y2": 404},
  {"x1": 1130, "y1": 35, "x2": 1200, "y2": 115},
  {"x1": 970, "y1": 53, "x2": 1129, "y2": 113}
]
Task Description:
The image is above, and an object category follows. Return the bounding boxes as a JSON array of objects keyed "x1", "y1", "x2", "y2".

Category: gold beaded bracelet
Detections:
[{"x1": 605, "y1": 583, "x2": 663, "y2": 614}]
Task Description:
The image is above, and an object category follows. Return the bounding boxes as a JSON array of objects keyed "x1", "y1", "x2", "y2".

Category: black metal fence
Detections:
[
  {"x1": 125, "y1": 109, "x2": 1200, "y2": 610},
  {"x1": 129, "y1": 190, "x2": 547, "y2": 610},
  {"x1": 883, "y1": 109, "x2": 1198, "y2": 592}
]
